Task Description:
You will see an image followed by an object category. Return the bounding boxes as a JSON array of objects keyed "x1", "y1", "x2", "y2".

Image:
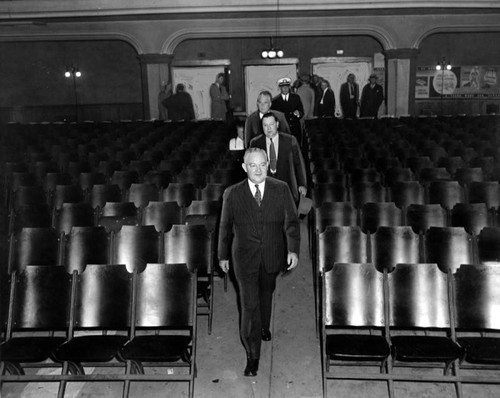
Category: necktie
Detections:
[
  {"x1": 269, "y1": 139, "x2": 277, "y2": 172},
  {"x1": 254, "y1": 184, "x2": 262, "y2": 206}
]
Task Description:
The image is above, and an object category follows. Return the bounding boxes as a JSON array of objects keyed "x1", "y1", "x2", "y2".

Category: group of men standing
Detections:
[{"x1": 339, "y1": 73, "x2": 385, "y2": 119}]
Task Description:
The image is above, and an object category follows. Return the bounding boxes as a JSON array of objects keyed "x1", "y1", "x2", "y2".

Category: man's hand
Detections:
[
  {"x1": 293, "y1": 110, "x2": 301, "y2": 118},
  {"x1": 298, "y1": 186, "x2": 307, "y2": 196},
  {"x1": 219, "y1": 260, "x2": 230, "y2": 273},
  {"x1": 286, "y1": 252, "x2": 299, "y2": 271}
]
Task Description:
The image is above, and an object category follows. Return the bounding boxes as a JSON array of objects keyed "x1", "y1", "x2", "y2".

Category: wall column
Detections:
[
  {"x1": 384, "y1": 48, "x2": 420, "y2": 117},
  {"x1": 138, "y1": 54, "x2": 173, "y2": 120}
]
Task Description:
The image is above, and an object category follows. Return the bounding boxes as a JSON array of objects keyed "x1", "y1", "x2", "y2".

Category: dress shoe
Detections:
[
  {"x1": 244, "y1": 358, "x2": 259, "y2": 377},
  {"x1": 261, "y1": 328, "x2": 271, "y2": 341}
]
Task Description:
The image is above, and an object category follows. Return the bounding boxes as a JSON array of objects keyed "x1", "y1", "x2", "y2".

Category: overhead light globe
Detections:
[
  {"x1": 261, "y1": 50, "x2": 268, "y2": 58},
  {"x1": 276, "y1": 49, "x2": 284, "y2": 58},
  {"x1": 65, "y1": 71, "x2": 71, "y2": 78},
  {"x1": 75, "y1": 71, "x2": 82, "y2": 77},
  {"x1": 446, "y1": 64, "x2": 452, "y2": 71},
  {"x1": 268, "y1": 49, "x2": 277, "y2": 58},
  {"x1": 436, "y1": 64, "x2": 442, "y2": 71}
]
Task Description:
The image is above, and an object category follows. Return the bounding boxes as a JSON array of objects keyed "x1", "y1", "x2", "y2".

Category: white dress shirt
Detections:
[
  {"x1": 248, "y1": 179, "x2": 266, "y2": 198},
  {"x1": 229, "y1": 137, "x2": 244, "y2": 150},
  {"x1": 282, "y1": 94, "x2": 289, "y2": 102}
]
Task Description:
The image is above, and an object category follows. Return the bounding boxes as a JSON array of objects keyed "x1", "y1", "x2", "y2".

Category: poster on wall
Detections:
[
  {"x1": 172, "y1": 62, "x2": 230, "y2": 119},
  {"x1": 416, "y1": 65, "x2": 500, "y2": 98},
  {"x1": 244, "y1": 61, "x2": 298, "y2": 115}
]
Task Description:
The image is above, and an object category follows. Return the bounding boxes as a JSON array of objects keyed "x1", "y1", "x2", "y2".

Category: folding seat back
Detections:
[
  {"x1": 133, "y1": 263, "x2": 195, "y2": 328},
  {"x1": 318, "y1": 226, "x2": 368, "y2": 274},
  {"x1": 143, "y1": 170, "x2": 172, "y2": 190},
  {"x1": 51, "y1": 184, "x2": 84, "y2": 210},
  {"x1": 111, "y1": 170, "x2": 139, "y2": 192},
  {"x1": 315, "y1": 202, "x2": 357, "y2": 232},
  {"x1": 419, "y1": 167, "x2": 452, "y2": 185},
  {"x1": 389, "y1": 181, "x2": 425, "y2": 210},
  {"x1": 406, "y1": 204, "x2": 447, "y2": 234},
  {"x1": 126, "y1": 183, "x2": 159, "y2": 208},
  {"x1": 55, "y1": 202, "x2": 95, "y2": 235},
  {"x1": 162, "y1": 183, "x2": 197, "y2": 208},
  {"x1": 64, "y1": 226, "x2": 110, "y2": 273},
  {"x1": 184, "y1": 200, "x2": 221, "y2": 233},
  {"x1": 349, "y1": 182, "x2": 386, "y2": 209},
  {"x1": 428, "y1": 180, "x2": 465, "y2": 210},
  {"x1": 7, "y1": 265, "x2": 72, "y2": 331},
  {"x1": 454, "y1": 167, "x2": 484, "y2": 187},
  {"x1": 424, "y1": 227, "x2": 474, "y2": 273},
  {"x1": 451, "y1": 203, "x2": 491, "y2": 235},
  {"x1": 348, "y1": 168, "x2": 382, "y2": 186},
  {"x1": 200, "y1": 183, "x2": 226, "y2": 202},
  {"x1": 128, "y1": 160, "x2": 153, "y2": 179},
  {"x1": 360, "y1": 202, "x2": 403, "y2": 234},
  {"x1": 78, "y1": 172, "x2": 106, "y2": 193},
  {"x1": 113, "y1": 225, "x2": 160, "y2": 273},
  {"x1": 10, "y1": 185, "x2": 46, "y2": 210},
  {"x1": 176, "y1": 168, "x2": 207, "y2": 190},
  {"x1": 383, "y1": 167, "x2": 416, "y2": 187},
  {"x1": 98, "y1": 202, "x2": 139, "y2": 232},
  {"x1": 312, "y1": 169, "x2": 346, "y2": 185},
  {"x1": 324, "y1": 262, "x2": 385, "y2": 327},
  {"x1": 454, "y1": 264, "x2": 500, "y2": 366},
  {"x1": 454, "y1": 263, "x2": 500, "y2": 331},
  {"x1": 10, "y1": 203, "x2": 52, "y2": 234},
  {"x1": 312, "y1": 183, "x2": 348, "y2": 207},
  {"x1": 1, "y1": 265, "x2": 72, "y2": 374},
  {"x1": 477, "y1": 227, "x2": 500, "y2": 264},
  {"x1": 437, "y1": 156, "x2": 465, "y2": 175},
  {"x1": 9, "y1": 227, "x2": 59, "y2": 273},
  {"x1": 163, "y1": 224, "x2": 212, "y2": 275},
  {"x1": 142, "y1": 201, "x2": 182, "y2": 232},
  {"x1": 467, "y1": 181, "x2": 500, "y2": 210},
  {"x1": 89, "y1": 184, "x2": 122, "y2": 209},
  {"x1": 208, "y1": 168, "x2": 243, "y2": 187},
  {"x1": 406, "y1": 156, "x2": 434, "y2": 177},
  {"x1": 371, "y1": 226, "x2": 420, "y2": 272}
]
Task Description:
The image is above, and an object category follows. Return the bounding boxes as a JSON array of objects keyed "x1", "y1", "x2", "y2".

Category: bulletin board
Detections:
[
  {"x1": 172, "y1": 60, "x2": 230, "y2": 120},
  {"x1": 243, "y1": 59, "x2": 299, "y2": 115},
  {"x1": 311, "y1": 57, "x2": 373, "y2": 117}
]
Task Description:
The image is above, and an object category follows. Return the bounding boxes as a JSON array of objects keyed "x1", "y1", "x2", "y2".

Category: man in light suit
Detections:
[
  {"x1": 210, "y1": 72, "x2": 230, "y2": 120},
  {"x1": 339, "y1": 73, "x2": 359, "y2": 119},
  {"x1": 218, "y1": 147, "x2": 300, "y2": 377},
  {"x1": 249, "y1": 112, "x2": 307, "y2": 203},
  {"x1": 244, "y1": 90, "x2": 290, "y2": 148},
  {"x1": 271, "y1": 77, "x2": 305, "y2": 144}
]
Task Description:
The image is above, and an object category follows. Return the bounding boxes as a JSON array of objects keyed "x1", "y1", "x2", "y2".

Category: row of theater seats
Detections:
[
  {"x1": 322, "y1": 261, "x2": 500, "y2": 397},
  {"x1": 4, "y1": 223, "x2": 215, "y2": 332},
  {"x1": 1, "y1": 262, "x2": 197, "y2": 398}
]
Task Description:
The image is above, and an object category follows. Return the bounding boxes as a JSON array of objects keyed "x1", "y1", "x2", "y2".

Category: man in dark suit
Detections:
[
  {"x1": 162, "y1": 83, "x2": 195, "y2": 121},
  {"x1": 249, "y1": 112, "x2": 307, "y2": 203},
  {"x1": 360, "y1": 74, "x2": 384, "y2": 118},
  {"x1": 218, "y1": 147, "x2": 300, "y2": 377},
  {"x1": 244, "y1": 90, "x2": 290, "y2": 148},
  {"x1": 339, "y1": 73, "x2": 359, "y2": 119},
  {"x1": 316, "y1": 79, "x2": 336, "y2": 117},
  {"x1": 271, "y1": 77, "x2": 304, "y2": 145}
]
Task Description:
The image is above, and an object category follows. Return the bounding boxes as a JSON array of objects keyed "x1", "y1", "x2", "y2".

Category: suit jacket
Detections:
[
  {"x1": 249, "y1": 132, "x2": 307, "y2": 202},
  {"x1": 316, "y1": 88, "x2": 336, "y2": 117},
  {"x1": 210, "y1": 83, "x2": 229, "y2": 120},
  {"x1": 271, "y1": 93, "x2": 304, "y2": 142},
  {"x1": 360, "y1": 83, "x2": 384, "y2": 118},
  {"x1": 339, "y1": 82, "x2": 359, "y2": 118},
  {"x1": 244, "y1": 110, "x2": 290, "y2": 147},
  {"x1": 218, "y1": 177, "x2": 300, "y2": 274},
  {"x1": 163, "y1": 91, "x2": 195, "y2": 121}
]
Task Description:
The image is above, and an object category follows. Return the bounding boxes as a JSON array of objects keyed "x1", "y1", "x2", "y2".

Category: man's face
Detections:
[
  {"x1": 347, "y1": 74, "x2": 355, "y2": 83},
  {"x1": 217, "y1": 76, "x2": 224, "y2": 85},
  {"x1": 262, "y1": 115, "x2": 279, "y2": 139},
  {"x1": 369, "y1": 77, "x2": 377, "y2": 84},
  {"x1": 280, "y1": 85, "x2": 290, "y2": 95},
  {"x1": 257, "y1": 95, "x2": 271, "y2": 113},
  {"x1": 243, "y1": 151, "x2": 268, "y2": 185},
  {"x1": 320, "y1": 81, "x2": 328, "y2": 90}
]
